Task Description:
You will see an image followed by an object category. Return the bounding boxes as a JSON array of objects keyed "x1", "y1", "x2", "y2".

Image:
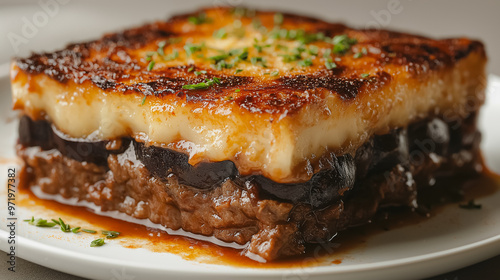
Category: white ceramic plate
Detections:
[{"x1": 1, "y1": 67, "x2": 500, "y2": 280}]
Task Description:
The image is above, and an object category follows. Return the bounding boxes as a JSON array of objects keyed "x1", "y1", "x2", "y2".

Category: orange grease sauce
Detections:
[{"x1": 16, "y1": 167, "x2": 500, "y2": 269}]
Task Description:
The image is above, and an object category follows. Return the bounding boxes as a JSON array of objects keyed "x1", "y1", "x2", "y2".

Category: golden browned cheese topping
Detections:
[
  {"x1": 13, "y1": 7, "x2": 484, "y2": 115},
  {"x1": 11, "y1": 7, "x2": 486, "y2": 183}
]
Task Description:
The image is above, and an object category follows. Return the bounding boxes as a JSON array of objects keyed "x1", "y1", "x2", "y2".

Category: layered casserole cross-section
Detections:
[{"x1": 11, "y1": 7, "x2": 486, "y2": 261}]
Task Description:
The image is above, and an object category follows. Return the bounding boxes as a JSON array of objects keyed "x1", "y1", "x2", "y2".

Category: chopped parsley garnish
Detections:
[
  {"x1": 140, "y1": 96, "x2": 147, "y2": 106},
  {"x1": 323, "y1": 48, "x2": 332, "y2": 59},
  {"x1": 252, "y1": 18, "x2": 263, "y2": 29},
  {"x1": 235, "y1": 89, "x2": 240, "y2": 93},
  {"x1": 188, "y1": 13, "x2": 211, "y2": 25},
  {"x1": 360, "y1": 73, "x2": 370, "y2": 78},
  {"x1": 167, "y1": 37, "x2": 182, "y2": 44},
  {"x1": 24, "y1": 216, "x2": 104, "y2": 243},
  {"x1": 298, "y1": 58, "x2": 313, "y2": 67},
  {"x1": 145, "y1": 51, "x2": 155, "y2": 60},
  {"x1": 102, "y1": 230, "x2": 121, "y2": 239},
  {"x1": 90, "y1": 238, "x2": 105, "y2": 247},
  {"x1": 235, "y1": 69, "x2": 243, "y2": 74},
  {"x1": 233, "y1": 7, "x2": 256, "y2": 18},
  {"x1": 182, "y1": 77, "x2": 221, "y2": 90},
  {"x1": 459, "y1": 200, "x2": 482, "y2": 210},
  {"x1": 24, "y1": 217, "x2": 56, "y2": 227},
  {"x1": 308, "y1": 45, "x2": 319, "y2": 56},
  {"x1": 187, "y1": 67, "x2": 194, "y2": 72},
  {"x1": 325, "y1": 60, "x2": 337, "y2": 69},
  {"x1": 270, "y1": 70, "x2": 280, "y2": 76},
  {"x1": 209, "y1": 53, "x2": 230, "y2": 63},
  {"x1": 215, "y1": 60, "x2": 233, "y2": 70},
  {"x1": 354, "y1": 47, "x2": 368, "y2": 58},
  {"x1": 274, "y1": 13, "x2": 284, "y2": 26},
  {"x1": 164, "y1": 49, "x2": 179, "y2": 61},
  {"x1": 253, "y1": 40, "x2": 271, "y2": 53},
  {"x1": 251, "y1": 56, "x2": 267, "y2": 67},
  {"x1": 332, "y1": 34, "x2": 358, "y2": 54},
  {"x1": 237, "y1": 50, "x2": 249, "y2": 60},
  {"x1": 194, "y1": 70, "x2": 207, "y2": 76},
  {"x1": 184, "y1": 43, "x2": 203, "y2": 56},
  {"x1": 58, "y1": 218, "x2": 71, "y2": 232},
  {"x1": 147, "y1": 60, "x2": 155, "y2": 71},
  {"x1": 145, "y1": 41, "x2": 179, "y2": 71},
  {"x1": 213, "y1": 28, "x2": 227, "y2": 39},
  {"x1": 280, "y1": 53, "x2": 302, "y2": 63},
  {"x1": 157, "y1": 41, "x2": 167, "y2": 56},
  {"x1": 277, "y1": 44, "x2": 289, "y2": 51},
  {"x1": 280, "y1": 46, "x2": 308, "y2": 63}
]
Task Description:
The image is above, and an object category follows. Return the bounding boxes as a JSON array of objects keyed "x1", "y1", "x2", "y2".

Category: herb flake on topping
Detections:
[
  {"x1": 237, "y1": 50, "x2": 249, "y2": 60},
  {"x1": 209, "y1": 53, "x2": 230, "y2": 63},
  {"x1": 188, "y1": 13, "x2": 211, "y2": 25},
  {"x1": 81, "y1": 229, "x2": 97, "y2": 234},
  {"x1": 184, "y1": 43, "x2": 204, "y2": 56},
  {"x1": 253, "y1": 40, "x2": 271, "y2": 53},
  {"x1": 354, "y1": 47, "x2": 368, "y2": 58},
  {"x1": 164, "y1": 49, "x2": 179, "y2": 61},
  {"x1": 90, "y1": 238, "x2": 105, "y2": 247},
  {"x1": 270, "y1": 70, "x2": 279, "y2": 76},
  {"x1": 147, "y1": 60, "x2": 155, "y2": 71},
  {"x1": 298, "y1": 58, "x2": 313, "y2": 67},
  {"x1": 182, "y1": 77, "x2": 221, "y2": 90},
  {"x1": 232, "y1": 7, "x2": 256, "y2": 18},
  {"x1": 157, "y1": 41, "x2": 167, "y2": 56},
  {"x1": 194, "y1": 70, "x2": 207, "y2": 76},
  {"x1": 323, "y1": 48, "x2": 332, "y2": 58},
  {"x1": 214, "y1": 60, "x2": 233, "y2": 70},
  {"x1": 280, "y1": 53, "x2": 301, "y2": 63},
  {"x1": 235, "y1": 69, "x2": 243, "y2": 74},
  {"x1": 360, "y1": 73, "x2": 370, "y2": 78},
  {"x1": 325, "y1": 60, "x2": 337, "y2": 69},
  {"x1": 459, "y1": 200, "x2": 482, "y2": 210},
  {"x1": 140, "y1": 96, "x2": 147, "y2": 106},
  {"x1": 213, "y1": 28, "x2": 227, "y2": 39},
  {"x1": 308, "y1": 45, "x2": 319, "y2": 56},
  {"x1": 251, "y1": 57, "x2": 267, "y2": 67},
  {"x1": 274, "y1": 13, "x2": 284, "y2": 26},
  {"x1": 332, "y1": 34, "x2": 358, "y2": 54}
]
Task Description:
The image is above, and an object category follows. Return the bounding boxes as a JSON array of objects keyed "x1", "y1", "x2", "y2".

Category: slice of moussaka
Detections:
[{"x1": 11, "y1": 7, "x2": 487, "y2": 261}]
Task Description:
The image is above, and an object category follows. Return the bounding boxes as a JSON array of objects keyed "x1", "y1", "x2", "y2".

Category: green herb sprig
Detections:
[
  {"x1": 90, "y1": 238, "x2": 105, "y2": 247},
  {"x1": 182, "y1": 77, "x2": 221, "y2": 90},
  {"x1": 188, "y1": 13, "x2": 212, "y2": 25}
]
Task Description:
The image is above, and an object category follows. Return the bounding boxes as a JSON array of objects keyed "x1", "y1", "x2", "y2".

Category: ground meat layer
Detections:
[{"x1": 17, "y1": 114, "x2": 482, "y2": 261}]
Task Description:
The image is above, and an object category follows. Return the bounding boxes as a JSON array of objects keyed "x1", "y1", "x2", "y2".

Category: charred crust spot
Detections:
[
  {"x1": 98, "y1": 24, "x2": 174, "y2": 50},
  {"x1": 280, "y1": 74, "x2": 364, "y2": 100}
]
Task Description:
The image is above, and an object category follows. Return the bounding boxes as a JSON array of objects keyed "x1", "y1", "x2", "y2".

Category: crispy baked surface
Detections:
[
  {"x1": 13, "y1": 7, "x2": 485, "y2": 107},
  {"x1": 11, "y1": 7, "x2": 487, "y2": 182}
]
